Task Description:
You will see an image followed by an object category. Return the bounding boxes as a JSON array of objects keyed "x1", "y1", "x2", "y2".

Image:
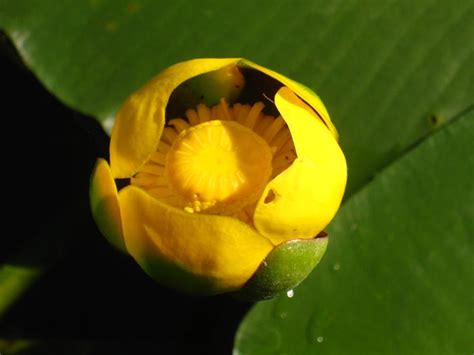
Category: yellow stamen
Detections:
[
  {"x1": 161, "y1": 127, "x2": 179, "y2": 144},
  {"x1": 263, "y1": 116, "x2": 285, "y2": 143},
  {"x1": 130, "y1": 99, "x2": 297, "y2": 224},
  {"x1": 232, "y1": 103, "x2": 242, "y2": 118},
  {"x1": 168, "y1": 118, "x2": 190, "y2": 133},
  {"x1": 270, "y1": 128, "x2": 291, "y2": 152},
  {"x1": 185, "y1": 109, "x2": 200, "y2": 126},
  {"x1": 197, "y1": 104, "x2": 211, "y2": 123},
  {"x1": 243, "y1": 102, "x2": 264, "y2": 129},
  {"x1": 278, "y1": 137, "x2": 295, "y2": 155},
  {"x1": 254, "y1": 115, "x2": 274, "y2": 136},
  {"x1": 219, "y1": 98, "x2": 232, "y2": 121},
  {"x1": 236, "y1": 105, "x2": 250, "y2": 124}
]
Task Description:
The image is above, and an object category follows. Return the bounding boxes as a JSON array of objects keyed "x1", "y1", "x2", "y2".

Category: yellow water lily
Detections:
[{"x1": 90, "y1": 58, "x2": 347, "y2": 297}]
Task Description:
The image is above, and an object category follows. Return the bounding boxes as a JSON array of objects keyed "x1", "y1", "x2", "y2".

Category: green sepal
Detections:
[{"x1": 233, "y1": 235, "x2": 328, "y2": 302}]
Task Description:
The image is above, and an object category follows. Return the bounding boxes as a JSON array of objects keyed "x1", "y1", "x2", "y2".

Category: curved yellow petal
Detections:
[
  {"x1": 89, "y1": 159, "x2": 125, "y2": 251},
  {"x1": 110, "y1": 58, "x2": 241, "y2": 178},
  {"x1": 253, "y1": 87, "x2": 347, "y2": 245},
  {"x1": 118, "y1": 186, "x2": 273, "y2": 294},
  {"x1": 239, "y1": 59, "x2": 338, "y2": 139}
]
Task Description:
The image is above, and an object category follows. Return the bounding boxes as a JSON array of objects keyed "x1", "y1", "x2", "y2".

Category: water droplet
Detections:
[
  {"x1": 271, "y1": 294, "x2": 291, "y2": 321},
  {"x1": 306, "y1": 313, "x2": 331, "y2": 345},
  {"x1": 286, "y1": 289, "x2": 294, "y2": 298},
  {"x1": 333, "y1": 263, "x2": 341, "y2": 271}
]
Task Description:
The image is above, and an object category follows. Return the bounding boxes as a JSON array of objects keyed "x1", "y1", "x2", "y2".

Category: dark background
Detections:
[{"x1": 0, "y1": 33, "x2": 249, "y2": 355}]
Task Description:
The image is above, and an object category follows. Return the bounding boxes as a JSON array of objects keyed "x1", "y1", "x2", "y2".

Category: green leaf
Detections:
[
  {"x1": 1, "y1": 0, "x2": 472, "y2": 192},
  {"x1": 234, "y1": 111, "x2": 474, "y2": 354}
]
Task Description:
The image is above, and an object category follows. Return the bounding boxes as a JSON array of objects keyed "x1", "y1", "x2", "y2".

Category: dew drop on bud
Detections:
[{"x1": 286, "y1": 289, "x2": 294, "y2": 298}]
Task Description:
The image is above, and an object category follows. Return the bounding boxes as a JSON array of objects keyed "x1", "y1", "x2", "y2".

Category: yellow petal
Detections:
[
  {"x1": 118, "y1": 186, "x2": 273, "y2": 294},
  {"x1": 110, "y1": 58, "x2": 241, "y2": 178},
  {"x1": 253, "y1": 87, "x2": 347, "y2": 245},
  {"x1": 89, "y1": 159, "x2": 125, "y2": 251},
  {"x1": 239, "y1": 59, "x2": 338, "y2": 140}
]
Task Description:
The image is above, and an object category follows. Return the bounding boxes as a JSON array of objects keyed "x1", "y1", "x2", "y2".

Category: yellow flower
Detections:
[{"x1": 90, "y1": 58, "x2": 347, "y2": 299}]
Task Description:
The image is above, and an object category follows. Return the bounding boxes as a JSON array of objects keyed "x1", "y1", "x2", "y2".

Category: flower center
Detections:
[
  {"x1": 165, "y1": 120, "x2": 273, "y2": 214},
  {"x1": 130, "y1": 99, "x2": 297, "y2": 224}
]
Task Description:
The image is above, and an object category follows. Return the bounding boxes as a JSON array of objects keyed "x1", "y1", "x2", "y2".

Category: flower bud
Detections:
[{"x1": 90, "y1": 58, "x2": 346, "y2": 299}]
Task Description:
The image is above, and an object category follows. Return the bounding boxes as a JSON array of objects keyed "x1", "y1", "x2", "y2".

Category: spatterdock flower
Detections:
[{"x1": 90, "y1": 58, "x2": 347, "y2": 300}]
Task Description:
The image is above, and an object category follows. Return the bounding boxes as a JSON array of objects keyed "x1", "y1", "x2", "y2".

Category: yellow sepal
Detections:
[
  {"x1": 89, "y1": 158, "x2": 125, "y2": 251},
  {"x1": 253, "y1": 87, "x2": 347, "y2": 244},
  {"x1": 239, "y1": 59, "x2": 338, "y2": 139},
  {"x1": 118, "y1": 186, "x2": 274, "y2": 293},
  {"x1": 110, "y1": 58, "x2": 240, "y2": 178}
]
